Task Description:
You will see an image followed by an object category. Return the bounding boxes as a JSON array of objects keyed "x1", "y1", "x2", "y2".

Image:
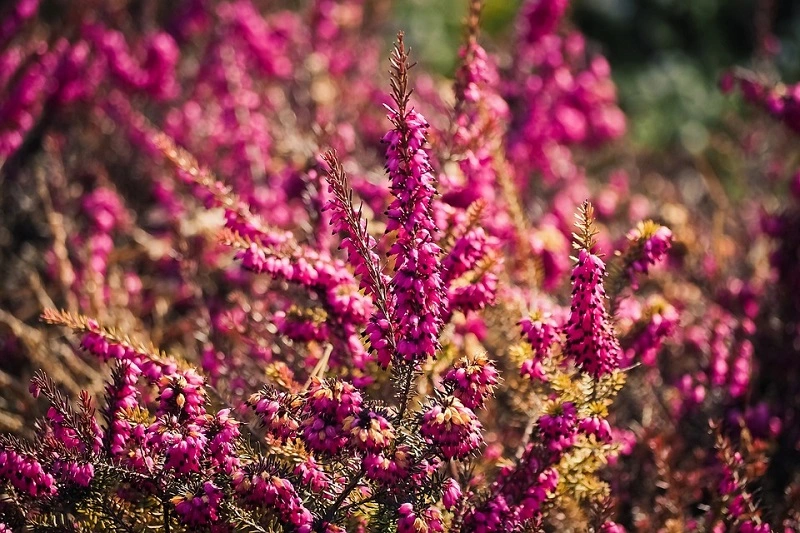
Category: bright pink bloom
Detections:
[{"x1": 563, "y1": 250, "x2": 621, "y2": 377}]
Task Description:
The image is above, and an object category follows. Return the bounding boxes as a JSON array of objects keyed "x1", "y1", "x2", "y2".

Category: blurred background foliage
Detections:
[{"x1": 395, "y1": 0, "x2": 800, "y2": 151}]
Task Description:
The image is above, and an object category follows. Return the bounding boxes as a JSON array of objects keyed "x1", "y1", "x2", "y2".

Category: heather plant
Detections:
[{"x1": 0, "y1": 0, "x2": 799, "y2": 532}]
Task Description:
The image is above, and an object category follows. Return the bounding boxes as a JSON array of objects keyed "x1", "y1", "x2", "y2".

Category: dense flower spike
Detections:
[
  {"x1": 384, "y1": 34, "x2": 446, "y2": 365},
  {"x1": 563, "y1": 249, "x2": 621, "y2": 377},
  {"x1": 442, "y1": 227, "x2": 501, "y2": 318},
  {"x1": 444, "y1": 1, "x2": 511, "y2": 239},
  {"x1": 537, "y1": 401, "x2": 579, "y2": 456},
  {"x1": 725, "y1": 71, "x2": 800, "y2": 133},
  {"x1": 82, "y1": 23, "x2": 179, "y2": 99}
]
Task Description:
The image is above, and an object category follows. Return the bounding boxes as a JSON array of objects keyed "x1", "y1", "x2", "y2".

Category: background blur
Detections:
[{"x1": 396, "y1": 0, "x2": 800, "y2": 150}]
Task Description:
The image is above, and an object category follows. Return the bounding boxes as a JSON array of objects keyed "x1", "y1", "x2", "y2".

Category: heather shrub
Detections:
[{"x1": 0, "y1": 0, "x2": 798, "y2": 531}]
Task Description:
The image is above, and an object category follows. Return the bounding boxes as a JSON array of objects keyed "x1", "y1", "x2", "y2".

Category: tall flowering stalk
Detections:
[
  {"x1": 322, "y1": 150, "x2": 398, "y2": 368},
  {"x1": 563, "y1": 201, "x2": 621, "y2": 378},
  {"x1": 384, "y1": 33, "x2": 446, "y2": 365}
]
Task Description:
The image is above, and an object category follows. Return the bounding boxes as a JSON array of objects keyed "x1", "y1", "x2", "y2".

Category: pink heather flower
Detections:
[
  {"x1": 319, "y1": 524, "x2": 346, "y2": 533},
  {"x1": 423, "y1": 507, "x2": 444, "y2": 532},
  {"x1": 0, "y1": 523, "x2": 11, "y2": 533},
  {"x1": 519, "y1": 311, "x2": 559, "y2": 381},
  {"x1": 578, "y1": 415, "x2": 612, "y2": 443},
  {"x1": 274, "y1": 310, "x2": 329, "y2": 343},
  {"x1": 675, "y1": 373, "x2": 707, "y2": 413},
  {"x1": 621, "y1": 297, "x2": 678, "y2": 367},
  {"x1": 739, "y1": 521, "x2": 771, "y2": 533},
  {"x1": 397, "y1": 503, "x2": 442, "y2": 533},
  {"x1": 294, "y1": 456, "x2": 332, "y2": 495},
  {"x1": 443, "y1": 353, "x2": 499, "y2": 410},
  {"x1": 442, "y1": 228, "x2": 493, "y2": 283},
  {"x1": 442, "y1": 478, "x2": 462, "y2": 510},
  {"x1": 0, "y1": 39, "x2": 66, "y2": 160},
  {"x1": 104, "y1": 361, "x2": 142, "y2": 451},
  {"x1": 537, "y1": 402, "x2": 578, "y2": 457},
  {"x1": 206, "y1": 408, "x2": 240, "y2": 474},
  {"x1": 46, "y1": 406, "x2": 82, "y2": 451},
  {"x1": 157, "y1": 369, "x2": 207, "y2": 420},
  {"x1": 411, "y1": 456, "x2": 443, "y2": 488},
  {"x1": 447, "y1": 268, "x2": 500, "y2": 316},
  {"x1": 110, "y1": 413, "x2": 154, "y2": 472},
  {"x1": 397, "y1": 503, "x2": 417, "y2": 533},
  {"x1": 719, "y1": 452, "x2": 742, "y2": 496},
  {"x1": 463, "y1": 447, "x2": 561, "y2": 532},
  {"x1": 149, "y1": 419, "x2": 207, "y2": 475},
  {"x1": 708, "y1": 317, "x2": 735, "y2": 387},
  {"x1": 445, "y1": 37, "x2": 509, "y2": 237},
  {"x1": 232, "y1": 467, "x2": 313, "y2": 531},
  {"x1": 420, "y1": 396, "x2": 483, "y2": 460},
  {"x1": 301, "y1": 413, "x2": 349, "y2": 455},
  {"x1": 728, "y1": 338, "x2": 753, "y2": 399},
  {"x1": 363, "y1": 445, "x2": 411, "y2": 484},
  {"x1": 51, "y1": 460, "x2": 94, "y2": 487},
  {"x1": 366, "y1": 310, "x2": 395, "y2": 368},
  {"x1": 563, "y1": 250, "x2": 621, "y2": 377},
  {"x1": 384, "y1": 106, "x2": 446, "y2": 364},
  {"x1": 624, "y1": 222, "x2": 673, "y2": 287},
  {"x1": 247, "y1": 389, "x2": 300, "y2": 442},
  {"x1": 0, "y1": 447, "x2": 56, "y2": 497},
  {"x1": 441, "y1": 228, "x2": 501, "y2": 318},
  {"x1": 233, "y1": 242, "x2": 373, "y2": 367},
  {"x1": 80, "y1": 331, "x2": 170, "y2": 380},
  {"x1": 172, "y1": 482, "x2": 224, "y2": 526},
  {"x1": 305, "y1": 378, "x2": 363, "y2": 422},
  {"x1": 219, "y1": 0, "x2": 295, "y2": 79},
  {"x1": 342, "y1": 408, "x2": 395, "y2": 452},
  {"x1": 234, "y1": 244, "x2": 372, "y2": 326},
  {"x1": 519, "y1": 467, "x2": 559, "y2": 521}
]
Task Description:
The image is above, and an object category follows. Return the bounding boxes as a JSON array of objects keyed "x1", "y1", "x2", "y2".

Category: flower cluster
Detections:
[
  {"x1": 563, "y1": 249, "x2": 621, "y2": 377},
  {"x1": 519, "y1": 310, "x2": 560, "y2": 380},
  {"x1": 420, "y1": 396, "x2": 483, "y2": 460}
]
